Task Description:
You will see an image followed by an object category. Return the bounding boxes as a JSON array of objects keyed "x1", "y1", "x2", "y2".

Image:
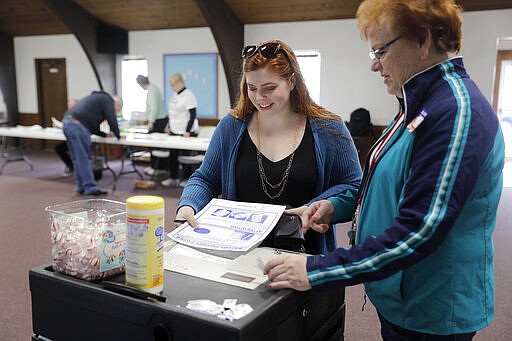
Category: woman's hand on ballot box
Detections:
[{"x1": 263, "y1": 253, "x2": 311, "y2": 291}]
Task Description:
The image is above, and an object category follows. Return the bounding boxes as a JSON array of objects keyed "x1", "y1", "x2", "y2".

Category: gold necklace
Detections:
[{"x1": 255, "y1": 114, "x2": 301, "y2": 199}]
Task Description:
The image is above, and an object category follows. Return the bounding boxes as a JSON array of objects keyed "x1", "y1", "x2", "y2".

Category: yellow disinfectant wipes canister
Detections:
[{"x1": 125, "y1": 196, "x2": 165, "y2": 293}]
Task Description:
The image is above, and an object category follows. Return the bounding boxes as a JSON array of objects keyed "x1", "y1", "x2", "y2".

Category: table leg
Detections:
[
  {"x1": 92, "y1": 143, "x2": 117, "y2": 189},
  {"x1": 0, "y1": 136, "x2": 34, "y2": 175},
  {"x1": 110, "y1": 146, "x2": 143, "y2": 191}
]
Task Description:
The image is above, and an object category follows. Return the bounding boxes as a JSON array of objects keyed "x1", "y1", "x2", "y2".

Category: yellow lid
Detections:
[{"x1": 126, "y1": 196, "x2": 164, "y2": 210}]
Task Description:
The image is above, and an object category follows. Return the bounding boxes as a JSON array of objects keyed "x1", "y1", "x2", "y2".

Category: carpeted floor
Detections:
[{"x1": 0, "y1": 150, "x2": 510, "y2": 340}]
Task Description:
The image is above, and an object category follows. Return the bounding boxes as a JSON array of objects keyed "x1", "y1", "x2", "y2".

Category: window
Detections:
[
  {"x1": 295, "y1": 50, "x2": 321, "y2": 103},
  {"x1": 498, "y1": 59, "x2": 512, "y2": 159},
  {"x1": 493, "y1": 47, "x2": 512, "y2": 186},
  {"x1": 497, "y1": 60, "x2": 512, "y2": 120},
  {"x1": 0, "y1": 90, "x2": 6, "y2": 124},
  {"x1": 121, "y1": 58, "x2": 148, "y2": 120},
  {"x1": 493, "y1": 50, "x2": 512, "y2": 159}
]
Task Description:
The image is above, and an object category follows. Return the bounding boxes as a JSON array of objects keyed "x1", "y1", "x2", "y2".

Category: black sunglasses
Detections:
[{"x1": 241, "y1": 42, "x2": 282, "y2": 59}]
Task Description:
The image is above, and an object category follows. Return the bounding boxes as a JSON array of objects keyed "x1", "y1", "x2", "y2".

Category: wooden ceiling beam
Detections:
[
  {"x1": 195, "y1": 0, "x2": 244, "y2": 107},
  {"x1": 0, "y1": 31, "x2": 19, "y2": 125},
  {"x1": 42, "y1": 0, "x2": 124, "y2": 96}
]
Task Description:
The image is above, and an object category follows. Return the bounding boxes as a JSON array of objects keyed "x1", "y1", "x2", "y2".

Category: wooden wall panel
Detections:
[
  {"x1": 198, "y1": 118, "x2": 219, "y2": 127},
  {"x1": 18, "y1": 113, "x2": 44, "y2": 150},
  {"x1": 19, "y1": 113, "x2": 40, "y2": 126}
]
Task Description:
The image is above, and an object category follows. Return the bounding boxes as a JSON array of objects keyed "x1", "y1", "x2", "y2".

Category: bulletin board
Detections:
[{"x1": 163, "y1": 53, "x2": 218, "y2": 119}]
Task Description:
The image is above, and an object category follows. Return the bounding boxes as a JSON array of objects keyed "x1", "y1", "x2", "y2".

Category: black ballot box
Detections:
[{"x1": 30, "y1": 264, "x2": 345, "y2": 341}]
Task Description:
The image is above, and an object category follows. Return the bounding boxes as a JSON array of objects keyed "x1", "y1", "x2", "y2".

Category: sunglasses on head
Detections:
[{"x1": 241, "y1": 42, "x2": 282, "y2": 59}]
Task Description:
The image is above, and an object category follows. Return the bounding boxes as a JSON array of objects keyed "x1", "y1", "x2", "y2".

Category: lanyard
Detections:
[{"x1": 348, "y1": 112, "x2": 405, "y2": 245}]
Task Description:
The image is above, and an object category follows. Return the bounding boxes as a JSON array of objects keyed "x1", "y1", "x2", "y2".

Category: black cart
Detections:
[{"x1": 30, "y1": 264, "x2": 345, "y2": 341}]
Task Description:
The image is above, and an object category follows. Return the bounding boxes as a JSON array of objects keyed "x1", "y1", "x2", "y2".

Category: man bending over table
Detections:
[{"x1": 62, "y1": 91, "x2": 120, "y2": 196}]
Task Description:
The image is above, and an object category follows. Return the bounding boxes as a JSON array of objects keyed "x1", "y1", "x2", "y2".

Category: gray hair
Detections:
[{"x1": 136, "y1": 75, "x2": 149, "y2": 86}]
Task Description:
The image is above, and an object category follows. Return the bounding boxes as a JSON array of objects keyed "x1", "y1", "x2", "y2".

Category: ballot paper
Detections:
[
  {"x1": 51, "y1": 117, "x2": 63, "y2": 129},
  {"x1": 163, "y1": 242, "x2": 292, "y2": 290},
  {"x1": 168, "y1": 198, "x2": 285, "y2": 255}
]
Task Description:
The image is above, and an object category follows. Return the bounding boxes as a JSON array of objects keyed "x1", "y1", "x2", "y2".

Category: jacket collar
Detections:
[{"x1": 401, "y1": 57, "x2": 466, "y2": 125}]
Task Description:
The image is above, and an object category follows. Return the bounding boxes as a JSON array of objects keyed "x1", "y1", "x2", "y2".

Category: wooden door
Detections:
[
  {"x1": 36, "y1": 58, "x2": 68, "y2": 127},
  {"x1": 35, "y1": 58, "x2": 68, "y2": 150}
]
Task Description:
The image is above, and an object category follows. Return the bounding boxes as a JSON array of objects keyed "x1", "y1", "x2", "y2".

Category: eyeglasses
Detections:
[
  {"x1": 369, "y1": 35, "x2": 402, "y2": 61},
  {"x1": 241, "y1": 42, "x2": 282, "y2": 59}
]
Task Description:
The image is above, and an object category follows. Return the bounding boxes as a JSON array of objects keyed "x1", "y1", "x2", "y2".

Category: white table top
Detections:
[{"x1": 0, "y1": 126, "x2": 210, "y2": 152}]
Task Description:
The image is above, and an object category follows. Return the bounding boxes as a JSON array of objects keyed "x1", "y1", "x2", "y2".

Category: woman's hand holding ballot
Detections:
[{"x1": 174, "y1": 205, "x2": 199, "y2": 229}]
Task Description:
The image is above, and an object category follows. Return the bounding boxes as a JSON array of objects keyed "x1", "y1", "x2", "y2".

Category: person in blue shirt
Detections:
[
  {"x1": 263, "y1": 1, "x2": 505, "y2": 340},
  {"x1": 175, "y1": 39, "x2": 362, "y2": 255},
  {"x1": 63, "y1": 91, "x2": 120, "y2": 196}
]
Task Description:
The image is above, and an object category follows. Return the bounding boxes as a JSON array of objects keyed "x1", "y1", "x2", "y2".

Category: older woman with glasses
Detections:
[
  {"x1": 175, "y1": 39, "x2": 362, "y2": 255},
  {"x1": 263, "y1": 1, "x2": 504, "y2": 340}
]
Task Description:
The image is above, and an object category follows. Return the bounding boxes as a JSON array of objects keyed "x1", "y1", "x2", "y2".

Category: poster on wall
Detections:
[{"x1": 163, "y1": 53, "x2": 218, "y2": 119}]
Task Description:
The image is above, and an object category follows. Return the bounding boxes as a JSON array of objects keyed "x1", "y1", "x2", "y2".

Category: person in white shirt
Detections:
[{"x1": 162, "y1": 73, "x2": 199, "y2": 186}]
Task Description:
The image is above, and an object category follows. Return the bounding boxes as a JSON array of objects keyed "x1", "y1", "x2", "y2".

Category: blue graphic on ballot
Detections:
[
  {"x1": 212, "y1": 208, "x2": 231, "y2": 217},
  {"x1": 240, "y1": 232, "x2": 254, "y2": 240},
  {"x1": 229, "y1": 211, "x2": 250, "y2": 221},
  {"x1": 248, "y1": 213, "x2": 267, "y2": 223},
  {"x1": 194, "y1": 228, "x2": 211, "y2": 234}
]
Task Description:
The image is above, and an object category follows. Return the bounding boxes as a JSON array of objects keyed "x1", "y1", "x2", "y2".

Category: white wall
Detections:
[
  {"x1": 460, "y1": 10, "x2": 512, "y2": 105},
  {"x1": 13, "y1": 9, "x2": 512, "y2": 125},
  {"x1": 246, "y1": 19, "x2": 392, "y2": 123},
  {"x1": 128, "y1": 27, "x2": 230, "y2": 118},
  {"x1": 247, "y1": 9, "x2": 512, "y2": 124},
  {"x1": 14, "y1": 35, "x2": 99, "y2": 113}
]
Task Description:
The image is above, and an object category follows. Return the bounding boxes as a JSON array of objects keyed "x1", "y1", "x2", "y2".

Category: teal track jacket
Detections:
[{"x1": 307, "y1": 57, "x2": 505, "y2": 334}]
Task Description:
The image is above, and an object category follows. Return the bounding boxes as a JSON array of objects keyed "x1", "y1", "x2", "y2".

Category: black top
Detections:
[
  {"x1": 235, "y1": 121, "x2": 317, "y2": 208},
  {"x1": 65, "y1": 91, "x2": 120, "y2": 139}
]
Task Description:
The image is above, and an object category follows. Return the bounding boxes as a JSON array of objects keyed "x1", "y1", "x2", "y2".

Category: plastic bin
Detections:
[{"x1": 45, "y1": 199, "x2": 126, "y2": 281}]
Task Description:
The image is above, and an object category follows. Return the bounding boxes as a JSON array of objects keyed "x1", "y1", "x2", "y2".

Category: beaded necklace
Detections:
[{"x1": 255, "y1": 113, "x2": 302, "y2": 199}]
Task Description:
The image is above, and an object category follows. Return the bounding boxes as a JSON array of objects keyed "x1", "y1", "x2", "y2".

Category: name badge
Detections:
[
  {"x1": 407, "y1": 110, "x2": 428, "y2": 133},
  {"x1": 349, "y1": 205, "x2": 361, "y2": 246}
]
